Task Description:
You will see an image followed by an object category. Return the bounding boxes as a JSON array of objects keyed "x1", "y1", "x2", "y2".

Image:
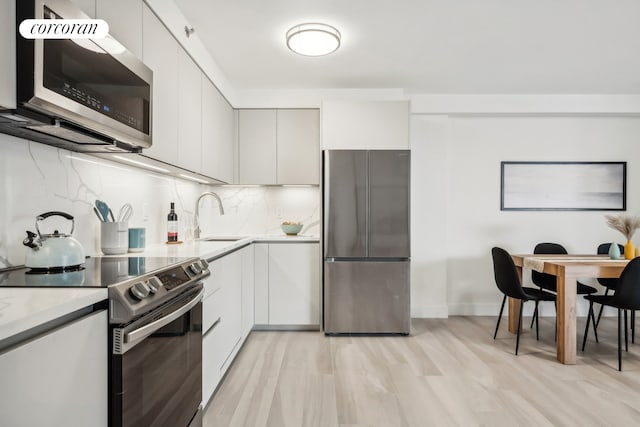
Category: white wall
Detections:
[
  {"x1": 0, "y1": 134, "x2": 319, "y2": 268},
  {"x1": 410, "y1": 114, "x2": 640, "y2": 317}
]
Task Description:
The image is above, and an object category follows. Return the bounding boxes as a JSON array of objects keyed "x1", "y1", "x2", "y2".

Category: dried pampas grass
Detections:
[{"x1": 605, "y1": 213, "x2": 640, "y2": 240}]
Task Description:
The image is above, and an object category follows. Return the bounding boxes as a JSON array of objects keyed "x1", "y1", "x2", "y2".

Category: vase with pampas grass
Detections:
[{"x1": 605, "y1": 213, "x2": 640, "y2": 259}]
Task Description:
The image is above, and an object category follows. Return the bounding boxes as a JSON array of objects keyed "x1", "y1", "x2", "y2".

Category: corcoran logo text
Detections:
[{"x1": 19, "y1": 19, "x2": 109, "y2": 39}]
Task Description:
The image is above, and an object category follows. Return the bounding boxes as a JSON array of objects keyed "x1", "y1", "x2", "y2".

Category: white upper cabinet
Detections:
[
  {"x1": 201, "y1": 77, "x2": 234, "y2": 183},
  {"x1": 96, "y1": 0, "x2": 142, "y2": 58},
  {"x1": 142, "y1": 4, "x2": 179, "y2": 164},
  {"x1": 238, "y1": 109, "x2": 320, "y2": 184},
  {"x1": 177, "y1": 49, "x2": 202, "y2": 173},
  {"x1": 69, "y1": 0, "x2": 95, "y2": 17},
  {"x1": 277, "y1": 109, "x2": 320, "y2": 184},
  {"x1": 322, "y1": 100, "x2": 410, "y2": 149},
  {"x1": 238, "y1": 109, "x2": 277, "y2": 184},
  {"x1": 0, "y1": 0, "x2": 15, "y2": 109}
]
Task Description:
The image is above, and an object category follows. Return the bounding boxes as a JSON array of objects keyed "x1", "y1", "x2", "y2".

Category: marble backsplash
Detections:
[{"x1": 0, "y1": 134, "x2": 320, "y2": 268}]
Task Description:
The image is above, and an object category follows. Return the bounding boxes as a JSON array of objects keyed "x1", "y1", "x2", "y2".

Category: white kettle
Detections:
[{"x1": 23, "y1": 211, "x2": 86, "y2": 269}]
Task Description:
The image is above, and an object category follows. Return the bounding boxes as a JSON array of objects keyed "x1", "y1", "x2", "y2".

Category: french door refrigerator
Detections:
[{"x1": 323, "y1": 149, "x2": 410, "y2": 334}]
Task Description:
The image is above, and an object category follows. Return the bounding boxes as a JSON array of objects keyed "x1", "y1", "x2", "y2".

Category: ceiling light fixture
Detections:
[{"x1": 286, "y1": 23, "x2": 341, "y2": 57}]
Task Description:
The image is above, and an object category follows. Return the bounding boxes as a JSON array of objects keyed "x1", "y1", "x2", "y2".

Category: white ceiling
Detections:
[{"x1": 174, "y1": 0, "x2": 640, "y2": 94}]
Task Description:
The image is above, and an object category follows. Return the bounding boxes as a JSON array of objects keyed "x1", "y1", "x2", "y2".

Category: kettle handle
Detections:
[
  {"x1": 35, "y1": 211, "x2": 75, "y2": 237},
  {"x1": 37, "y1": 211, "x2": 74, "y2": 221}
]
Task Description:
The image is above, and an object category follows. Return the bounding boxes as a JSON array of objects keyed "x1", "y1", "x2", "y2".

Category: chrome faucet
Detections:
[{"x1": 194, "y1": 192, "x2": 225, "y2": 239}]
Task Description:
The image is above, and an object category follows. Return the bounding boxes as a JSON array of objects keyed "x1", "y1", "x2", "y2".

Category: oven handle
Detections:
[{"x1": 124, "y1": 287, "x2": 204, "y2": 345}]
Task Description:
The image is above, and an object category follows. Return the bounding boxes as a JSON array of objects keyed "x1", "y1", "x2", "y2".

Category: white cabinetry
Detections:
[
  {"x1": 322, "y1": 101, "x2": 409, "y2": 149},
  {"x1": 0, "y1": 0, "x2": 15, "y2": 109},
  {"x1": 96, "y1": 0, "x2": 142, "y2": 58},
  {"x1": 69, "y1": 0, "x2": 95, "y2": 17},
  {"x1": 277, "y1": 109, "x2": 320, "y2": 184},
  {"x1": 142, "y1": 5, "x2": 179, "y2": 164},
  {"x1": 202, "y1": 77, "x2": 234, "y2": 183},
  {"x1": 202, "y1": 245, "x2": 254, "y2": 405},
  {"x1": 238, "y1": 109, "x2": 320, "y2": 184},
  {"x1": 241, "y1": 244, "x2": 255, "y2": 337},
  {"x1": 177, "y1": 49, "x2": 203, "y2": 173},
  {"x1": 254, "y1": 243, "x2": 269, "y2": 324},
  {"x1": 254, "y1": 242, "x2": 320, "y2": 328},
  {"x1": 141, "y1": 5, "x2": 234, "y2": 181},
  {"x1": 238, "y1": 109, "x2": 277, "y2": 184},
  {"x1": 0, "y1": 310, "x2": 108, "y2": 427}
]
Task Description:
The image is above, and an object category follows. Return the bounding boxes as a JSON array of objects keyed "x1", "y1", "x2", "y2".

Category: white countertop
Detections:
[
  {"x1": 0, "y1": 288, "x2": 107, "y2": 343},
  {"x1": 105, "y1": 234, "x2": 320, "y2": 261},
  {"x1": 0, "y1": 234, "x2": 318, "y2": 344}
]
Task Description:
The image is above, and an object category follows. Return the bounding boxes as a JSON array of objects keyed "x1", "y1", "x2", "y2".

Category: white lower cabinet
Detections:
[
  {"x1": 202, "y1": 245, "x2": 253, "y2": 405},
  {"x1": 202, "y1": 242, "x2": 319, "y2": 405},
  {"x1": 241, "y1": 244, "x2": 255, "y2": 337},
  {"x1": 254, "y1": 242, "x2": 321, "y2": 328},
  {"x1": 0, "y1": 310, "x2": 108, "y2": 427}
]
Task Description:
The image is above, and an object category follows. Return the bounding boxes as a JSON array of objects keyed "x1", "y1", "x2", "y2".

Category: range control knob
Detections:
[
  {"x1": 147, "y1": 277, "x2": 164, "y2": 294},
  {"x1": 199, "y1": 259, "x2": 209, "y2": 269},
  {"x1": 129, "y1": 282, "x2": 150, "y2": 300},
  {"x1": 188, "y1": 262, "x2": 202, "y2": 275}
]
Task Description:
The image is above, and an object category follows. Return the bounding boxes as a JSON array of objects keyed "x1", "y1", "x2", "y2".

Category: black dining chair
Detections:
[
  {"x1": 593, "y1": 243, "x2": 635, "y2": 343},
  {"x1": 532, "y1": 243, "x2": 598, "y2": 295},
  {"x1": 595, "y1": 243, "x2": 624, "y2": 322},
  {"x1": 529, "y1": 243, "x2": 597, "y2": 331},
  {"x1": 491, "y1": 247, "x2": 556, "y2": 355},
  {"x1": 582, "y1": 256, "x2": 640, "y2": 371}
]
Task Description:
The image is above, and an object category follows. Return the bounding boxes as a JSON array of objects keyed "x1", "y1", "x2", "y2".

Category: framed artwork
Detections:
[{"x1": 500, "y1": 161, "x2": 626, "y2": 211}]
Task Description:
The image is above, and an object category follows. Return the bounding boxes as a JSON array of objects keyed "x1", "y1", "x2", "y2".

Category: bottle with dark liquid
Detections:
[{"x1": 167, "y1": 202, "x2": 178, "y2": 242}]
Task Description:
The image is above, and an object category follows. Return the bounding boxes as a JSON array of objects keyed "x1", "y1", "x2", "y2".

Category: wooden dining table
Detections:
[{"x1": 510, "y1": 254, "x2": 629, "y2": 364}]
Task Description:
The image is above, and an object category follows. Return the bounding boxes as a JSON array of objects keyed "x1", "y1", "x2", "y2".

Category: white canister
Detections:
[{"x1": 101, "y1": 222, "x2": 128, "y2": 255}]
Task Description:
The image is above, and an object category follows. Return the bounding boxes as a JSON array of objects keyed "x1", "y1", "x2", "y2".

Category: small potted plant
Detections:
[{"x1": 605, "y1": 213, "x2": 640, "y2": 259}]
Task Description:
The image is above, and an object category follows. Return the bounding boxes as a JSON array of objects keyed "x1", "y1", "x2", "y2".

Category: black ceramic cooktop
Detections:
[{"x1": 0, "y1": 256, "x2": 191, "y2": 288}]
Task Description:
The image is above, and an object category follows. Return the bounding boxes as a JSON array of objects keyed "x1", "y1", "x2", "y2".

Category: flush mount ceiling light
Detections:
[{"x1": 286, "y1": 23, "x2": 341, "y2": 56}]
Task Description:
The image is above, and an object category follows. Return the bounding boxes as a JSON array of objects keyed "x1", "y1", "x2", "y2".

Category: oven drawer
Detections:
[{"x1": 203, "y1": 288, "x2": 222, "y2": 334}]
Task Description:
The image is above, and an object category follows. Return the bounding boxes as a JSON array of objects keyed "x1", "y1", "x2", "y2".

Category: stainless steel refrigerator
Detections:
[{"x1": 323, "y1": 149, "x2": 410, "y2": 334}]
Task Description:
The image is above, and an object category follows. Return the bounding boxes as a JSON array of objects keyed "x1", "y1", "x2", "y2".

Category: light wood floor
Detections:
[{"x1": 203, "y1": 317, "x2": 640, "y2": 427}]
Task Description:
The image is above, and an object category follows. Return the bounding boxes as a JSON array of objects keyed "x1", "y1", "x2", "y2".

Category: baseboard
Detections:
[
  {"x1": 445, "y1": 301, "x2": 617, "y2": 317},
  {"x1": 411, "y1": 304, "x2": 449, "y2": 318}
]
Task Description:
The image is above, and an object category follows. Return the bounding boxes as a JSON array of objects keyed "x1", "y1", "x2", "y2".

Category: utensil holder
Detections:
[{"x1": 101, "y1": 221, "x2": 128, "y2": 255}]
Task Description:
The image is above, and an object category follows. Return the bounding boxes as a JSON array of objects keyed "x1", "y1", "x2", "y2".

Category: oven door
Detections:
[{"x1": 111, "y1": 285, "x2": 203, "y2": 427}]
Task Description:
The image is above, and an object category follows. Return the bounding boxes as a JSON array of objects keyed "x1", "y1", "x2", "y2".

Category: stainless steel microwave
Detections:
[{"x1": 0, "y1": 0, "x2": 152, "y2": 153}]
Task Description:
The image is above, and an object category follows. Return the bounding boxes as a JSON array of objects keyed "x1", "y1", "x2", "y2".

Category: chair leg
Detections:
[
  {"x1": 535, "y1": 301, "x2": 540, "y2": 341},
  {"x1": 632, "y1": 310, "x2": 636, "y2": 345},
  {"x1": 591, "y1": 302, "x2": 599, "y2": 343},
  {"x1": 618, "y1": 308, "x2": 623, "y2": 371},
  {"x1": 595, "y1": 288, "x2": 610, "y2": 328},
  {"x1": 625, "y1": 310, "x2": 629, "y2": 352},
  {"x1": 494, "y1": 295, "x2": 506, "y2": 340},
  {"x1": 582, "y1": 301, "x2": 593, "y2": 351},
  {"x1": 516, "y1": 301, "x2": 524, "y2": 356},
  {"x1": 530, "y1": 301, "x2": 538, "y2": 329}
]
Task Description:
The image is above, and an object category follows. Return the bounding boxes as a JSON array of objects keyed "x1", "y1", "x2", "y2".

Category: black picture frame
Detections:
[{"x1": 500, "y1": 161, "x2": 626, "y2": 211}]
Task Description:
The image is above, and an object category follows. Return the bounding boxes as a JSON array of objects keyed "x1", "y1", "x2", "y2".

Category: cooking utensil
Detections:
[
  {"x1": 108, "y1": 208, "x2": 115, "y2": 222},
  {"x1": 95, "y1": 200, "x2": 110, "y2": 222},
  {"x1": 93, "y1": 206, "x2": 106, "y2": 222},
  {"x1": 117, "y1": 203, "x2": 133, "y2": 222},
  {"x1": 22, "y1": 211, "x2": 86, "y2": 269}
]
